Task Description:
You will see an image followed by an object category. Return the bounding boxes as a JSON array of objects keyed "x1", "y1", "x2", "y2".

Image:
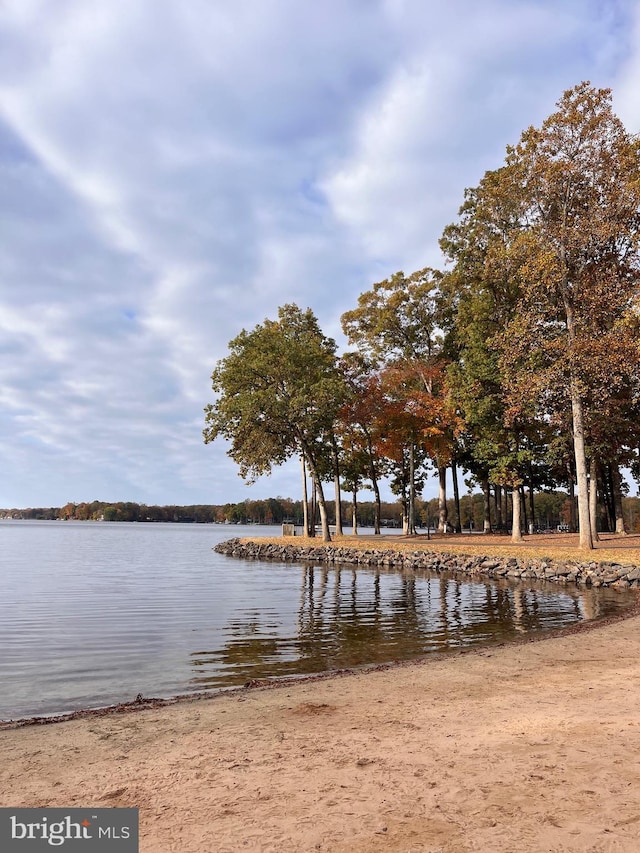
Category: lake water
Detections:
[{"x1": 0, "y1": 520, "x2": 634, "y2": 721}]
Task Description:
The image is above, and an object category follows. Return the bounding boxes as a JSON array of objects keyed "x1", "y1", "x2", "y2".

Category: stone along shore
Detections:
[{"x1": 215, "y1": 538, "x2": 640, "y2": 589}]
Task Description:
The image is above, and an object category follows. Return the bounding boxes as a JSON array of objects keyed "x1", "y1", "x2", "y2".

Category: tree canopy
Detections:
[
  {"x1": 204, "y1": 304, "x2": 344, "y2": 541},
  {"x1": 205, "y1": 83, "x2": 640, "y2": 548}
]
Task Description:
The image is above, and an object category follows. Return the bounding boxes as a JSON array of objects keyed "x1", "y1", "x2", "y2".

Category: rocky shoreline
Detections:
[{"x1": 215, "y1": 537, "x2": 640, "y2": 589}]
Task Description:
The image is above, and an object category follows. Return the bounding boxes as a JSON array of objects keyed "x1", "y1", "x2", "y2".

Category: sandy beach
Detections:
[{"x1": 3, "y1": 605, "x2": 640, "y2": 852}]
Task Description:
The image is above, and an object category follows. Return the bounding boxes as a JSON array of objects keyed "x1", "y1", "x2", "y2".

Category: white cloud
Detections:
[
  {"x1": 321, "y1": 0, "x2": 636, "y2": 274},
  {"x1": 0, "y1": 0, "x2": 639, "y2": 507},
  {"x1": 613, "y1": 2, "x2": 640, "y2": 130}
]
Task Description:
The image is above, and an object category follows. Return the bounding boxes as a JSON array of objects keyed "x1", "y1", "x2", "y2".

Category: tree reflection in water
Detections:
[{"x1": 189, "y1": 564, "x2": 627, "y2": 690}]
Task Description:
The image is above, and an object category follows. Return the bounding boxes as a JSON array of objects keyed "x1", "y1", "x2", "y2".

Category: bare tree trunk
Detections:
[
  {"x1": 301, "y1": 454, "x2": 309, "y2": 537},
  {"x1": 494, "y1": 484, "x2": 503, "y2": 530},
  {"x1": 570, "y1": 390, "x2": 593, "y2": 548},
  {"x1": 511, "y1": 486, "x2": 523, "y2": 543},
  {"x1": 365, "y1": 432, "x2": 381, "y2": 534},
  {"x1": 351, "y1": 487, "x2": 358, "y2": 536},
  {"x1": 589, "y1": 456, "x2": 600, "y2": 542},
  {"x1": 371, "y1": 477, "x2": 381, "y2": 535},
  {"x1": 314, "y1": 482, "x2": 331, "y2": 543},
  {"x1": 309, "y1": 481, "x2": 316, "y2": 538},
  {"x1": 520, "y1": 486, "x2": 528, "y2": 533},
  {"x1": 567, "y1": 462, "x2": 577, "y2": 533},
  {"x1": 482, "y1": 478, "x2": 492, "y2": 533},
  {"x1": 438, "y1": 464, "x2": 448, "y2": 533},
  {"x1": 333, "y1": 474, "x2": 342, "y2": 536},
  {"x1": 501, "y1": 488, "x2": 508, "y2": 533},
  {"x1": 565, "y1": 298, "x2": 593, "y2": 549},
  {"x1": 602, "y1": 464, "x2": 615, "y2": 531},
  {"x1": 451, "y1": 457, "x2": 462, "y2": 533},
  {"x1": 304, "y1": 453, "x2": 331, "y2": 542},
  {"x1": 408, "y1": 443, "x2": 416, "y2": 535},
  {"x1": 610, "y1": 462, "x2": 627, "y2": 534},
  {"x1": 331, "y1": 440, "x2": 343, "y2": 536},
  {"x1": 597, "y1": 463, "x2": 610, "y2": 532},
  {"x1": 528, "y1": 473, "x2": 535, "y2": 533}
]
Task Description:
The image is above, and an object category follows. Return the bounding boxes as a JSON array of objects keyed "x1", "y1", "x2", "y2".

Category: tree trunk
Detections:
[
  {"x1": 602, "y1": 464, "x2": 615, "y2": 531},
  {"x1": 528, "y1": 473, "x2": 535, "y2": 533},
  {"x1": 315, "y1": 483, "x2": 331, "y2": 542},
  {"x1": 511, "y1": 486, "x2": 523, "y2": 543},
  {"x1": 494, "y1": 484, "x2": 503, "y2": 530},
  {"x1": 610, "y1": 462, "x2": 627, "y2": 534},
  {"x1": 371, "y1": 475, "x2": 381, "y2": 535},
  {"x1": 589, "y1": 456, "x2": 600, "y2": 542},
  {"x1": 565, "y1": 298, "x2": 593, "y2": 549},
  {"x1": 331, "y1": 439, "x2": 343, "y2": 536},
  {"x1": 567, "y1": 462, "x2": 577, "y2": 533},
  {"x1": 351, "y1": 487, "x2": 358, "y2": 536},
  {"x1": 365, "y1": 431, "x2": 381, "y2": 534},
  {"x1": 597, "y1": 463, "x2": 610, "y2": 532},
  {"x1": 520, "y1": 486, "x2": 528, "y2": 533},
  {"x1": 451, "y1": 457, "x2": 462, "y2": 533},
  {"x1": 482, "y1": 478, "x2": 492, "y2": 533},
  {"x1": 333, "y1": 473, "x2": 343, "y2": 536},
  {"x1": 305, "y1": 454, "x2": 331, "y2": 542},
  {"x1": 570, "y1": 389, "x2": 593, "y2": 548},
  {"x1": 438, "y1": 464, "x2": 448, "y2": 533},
  {"x1": 309, "y1": 482, "x2": 316, "y2": 538},
  {"x1": 331, "y1": 477, "x2": 341, "y2": 535},
  {"x1": 408, "y1": 443, "x2": 416, "y2": 535},
  {"x1": 301, "y1": 454, "x2": 310, "y2": 537}
]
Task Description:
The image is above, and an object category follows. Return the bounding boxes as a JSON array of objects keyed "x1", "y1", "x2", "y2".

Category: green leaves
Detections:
[
  {"x1": 341, "y1": 268, "x2": 442, "y2": 363},
  {"x1": 204, "y1": 304, "x2": 343, "y2": 484}
]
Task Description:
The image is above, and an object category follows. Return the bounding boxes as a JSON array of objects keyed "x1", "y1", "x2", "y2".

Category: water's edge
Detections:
[
  {"x1": 215, "y1": 538, "x2": 640, "y2": 589},
  {"x1": 4, "y1": 538, "x2": 638, "y2": 731},
  {"x1": 4, "y1": 594, "x2": 639, "y2": 732}
]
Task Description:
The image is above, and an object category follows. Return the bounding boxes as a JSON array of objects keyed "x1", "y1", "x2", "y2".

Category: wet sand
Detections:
[{"x1": 2, "y1": 605, "x2": 640, "y2": 852}]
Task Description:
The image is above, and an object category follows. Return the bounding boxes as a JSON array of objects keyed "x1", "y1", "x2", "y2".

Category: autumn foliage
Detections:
[{"x1": 206, "y1": 83, "x2": 640, "y2": 549}]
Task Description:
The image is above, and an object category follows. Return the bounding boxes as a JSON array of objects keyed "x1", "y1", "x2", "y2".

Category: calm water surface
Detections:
[{"x1": 0, "y1": 520, "x2": 633, "y2": 720}]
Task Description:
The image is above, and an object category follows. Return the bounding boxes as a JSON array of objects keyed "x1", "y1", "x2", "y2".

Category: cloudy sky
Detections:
[{"x1": 1, "y1": 0, "x2": 639, "y2": 509}]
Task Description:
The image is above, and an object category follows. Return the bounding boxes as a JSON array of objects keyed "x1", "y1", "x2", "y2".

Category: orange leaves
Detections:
[{"x1": 376, "y1": 360, "x2": 462, "y2": 460}]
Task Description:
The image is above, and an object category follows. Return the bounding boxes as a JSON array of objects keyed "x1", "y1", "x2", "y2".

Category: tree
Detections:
[
  {"x1": 336, "y1": 353, "x2": 391, "y2": 534},
  {"x1": 441, "y1": 83, "x2": 640, "y2": 548},
  {"x1": 341, "y1": 268, "x2": 441, "y2": 363},
  {"x1": 203, "y1": 304, "x2": 344, "y2": 542},
  {"x1": 439, "y1": 168, "x2": 540, "y2": 543},
  {"x1": 497, "y1": 82, "x2": 640, "y2": 548},
  {"x1": 341, "y1": 269, "x2": 456, "y2": 533}
]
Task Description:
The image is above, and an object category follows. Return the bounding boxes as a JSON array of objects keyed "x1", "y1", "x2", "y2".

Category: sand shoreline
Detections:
[{"x1": 3, "y1": 600, "x2": 640, "y2": 852}]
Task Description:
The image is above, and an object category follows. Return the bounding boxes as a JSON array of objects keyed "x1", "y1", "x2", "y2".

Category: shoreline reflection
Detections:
[{"x1": 189, "y1": 564, "x2": 620, "y2": 690}]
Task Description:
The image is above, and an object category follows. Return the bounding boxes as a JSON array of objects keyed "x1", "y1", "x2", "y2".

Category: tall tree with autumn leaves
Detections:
[
  {"x1": 341, "y1": 268, "x2": 462, "y2": 534},
  {"x1": 497, "y1": 83, "x2": 640, "y2": 548},
  {"x1": 441, "y1": 83, "x2": 640, "y2": 547},
  {"x1": 205, "y1": 85, "x2": 639, "y2": 543},
  {"x1": 336, "y1": 353, "x2": 390, "y2": 534},
  {"x1": 439, "y1": 165, "x2": 536, "y2": 542}
]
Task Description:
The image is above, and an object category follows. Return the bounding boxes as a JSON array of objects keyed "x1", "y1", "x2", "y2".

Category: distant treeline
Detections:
[{"x1": 3, "y1": 492, "x2": 639, "y2": 532}]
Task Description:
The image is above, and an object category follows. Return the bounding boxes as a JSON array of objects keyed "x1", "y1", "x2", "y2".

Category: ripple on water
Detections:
[{"x1": 0, "y1": 521, "x2": 634, "y2": 719}]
